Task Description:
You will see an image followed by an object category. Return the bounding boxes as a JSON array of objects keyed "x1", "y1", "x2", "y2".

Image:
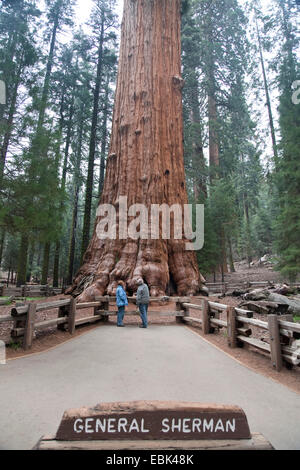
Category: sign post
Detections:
[{"x1": 35, "y1": 401, "x2": 273, "y2": 450}]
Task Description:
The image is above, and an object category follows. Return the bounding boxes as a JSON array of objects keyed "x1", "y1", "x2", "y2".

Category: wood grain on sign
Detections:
[{"x1": 55, "y1": 401, "x2": 251, "y2": 441}]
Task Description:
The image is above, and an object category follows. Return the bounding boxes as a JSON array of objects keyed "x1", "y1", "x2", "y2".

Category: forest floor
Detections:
[
  {"x1": 1, "y1": 263, "x2": 299, "y2": 394},
  {"x1": 205, "y1": 258, "x2": 283, "y2": 284}
]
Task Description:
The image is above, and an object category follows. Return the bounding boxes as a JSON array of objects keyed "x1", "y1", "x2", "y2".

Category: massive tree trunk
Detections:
[{"x1": 69, "y1": 0, "x2": 205, "y2": 301}]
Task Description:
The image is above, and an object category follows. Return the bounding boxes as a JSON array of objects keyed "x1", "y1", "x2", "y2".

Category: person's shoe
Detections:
[
  {"x1": 117, "y1": 325, "x2": 124, "y2": 327},
  {"x1": 139, "y1": 325, "x2": 147, "y2": 328}
]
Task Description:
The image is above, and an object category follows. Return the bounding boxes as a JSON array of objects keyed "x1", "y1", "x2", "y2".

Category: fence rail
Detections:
[
  {"x1": 1, "y1": 294, "x2": 299, "y2": 371},
  {"x1": 0, "y1": 284, "x2": 63, "y2": 298},
  {"x1": 205, "y1": 281, "x2": 300, "y2": 293},
  {"x1": 177, "y1": 299, "x2": 300, "y2": 371},
  {"x1": 0, "y1": 295, "x2": 187, "y2": 350}
]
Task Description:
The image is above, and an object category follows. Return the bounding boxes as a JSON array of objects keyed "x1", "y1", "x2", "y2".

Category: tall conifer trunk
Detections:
[
  {"x1": 0, "y1": 229, "x2": 5, "y2": 266},
  {"x1": 16, "y1": 235, "x2": 29, "y2": 287},
  {"x1": 255, "y1": 16, "x2": 278, "y2": 168},
  {"x1": 208, "y1": 89, "x2": 228, "y2": 274},
  {"x1": 41, "y1": 242, "x2": 50, "y2": 285},
  {"x1": 16, "y1": 0, "x2": 62, "y2": 286},
  {"x1": 67, "y1": 107, "x2": 84, "y2": 285},
  {"x1": 80, "y1": 15, "x2": 105, "y2": 261},
  {"x1": 0, "y1": 54, "x2": 24, "y2": 185},
  {"x1": 69, "y1": 0, "x2": 205, "y2": 301}
]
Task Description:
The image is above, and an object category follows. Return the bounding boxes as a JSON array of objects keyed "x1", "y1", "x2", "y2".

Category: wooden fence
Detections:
[
  {"x1": 1, "y1": 295, "x2": 299, "y2": 371},
  {"x1": 0, "y1": 284, "x2": 63, "y2": 298},
  {"x1": 2, "y1": 281, "x2": 299, "y2": 297},
  {"x1": 0, "y1": 296, "x2": 188, "y2": 350},
  {"x1": 205, "y1": 281, "x2": 300, "y2": 293},
  {"x1": 176, "y1": 299, "x2": 300, "y2": 372}
]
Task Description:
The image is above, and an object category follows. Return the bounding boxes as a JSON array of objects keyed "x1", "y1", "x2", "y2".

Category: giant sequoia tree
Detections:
[{"x1": 69, "y1": 0, "x2": 205, "y2": 301}]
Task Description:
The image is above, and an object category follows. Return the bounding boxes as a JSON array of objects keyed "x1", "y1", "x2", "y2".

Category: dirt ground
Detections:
[
  {"x1": 206, "y1": 259, "x2": 284, "y2": 284},
  {"x1": 186, "y1": 296, "x2": 300, "y2": 396},
  {"x1": 1, "y1": 264, "x2": 299, "y2": 395}
]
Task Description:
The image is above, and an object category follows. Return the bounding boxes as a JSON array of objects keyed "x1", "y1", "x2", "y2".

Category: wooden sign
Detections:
[{"x1": 55, "y1": 401, "x2": 251, "y2": 441}]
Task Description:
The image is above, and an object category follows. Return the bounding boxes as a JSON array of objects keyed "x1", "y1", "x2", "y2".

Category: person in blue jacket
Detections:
[{"x1": 116, "y1": 280, "x2": 128, "y2": 327}]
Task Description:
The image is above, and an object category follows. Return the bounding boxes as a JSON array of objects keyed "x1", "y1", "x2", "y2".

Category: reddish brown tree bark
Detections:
[{"x1": 69, "y1": 0, "x2": 205, "y2": 301}]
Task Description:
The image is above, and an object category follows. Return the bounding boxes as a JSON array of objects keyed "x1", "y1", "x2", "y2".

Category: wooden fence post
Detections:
[
  {"x1": 23, "y1": 303, "x2": 36, "y2": 350},
  {"x1": 58, "y1": 300, "x2": 70, "y2": 331},
  {"x1": 93, "y1": 305, "x2": 99, "y2": 316},
  {"x1": 98, "y1": 296, "x2": 109, "y2": 322},
  {"x1": 227, "y1": 307, "x2": 237, "y2": 348},
  {"x1": 22, "y1": 285, "x2": 28, "y2": 298},
  {"x1": 12, "y1": 302, "x2": 26, "y2": 342},
  {"x1": 202, "y1": 299, "x2": 211, "y2": 334},
  {"x1": 175, "y1": 301, "x2": 186, "y2": 323},
  {"x1": 268, "y1": 314, "x2": 282, "y2": 372},
  {"x1": 57, "y1": 298, "x2": 76, "y2": 333},
  {"x1": 68, "y1": 298, "x2": 76, "y2": 335},
  {"x1": 222, "y1": 283, "x2": 227, "y2": 296}
]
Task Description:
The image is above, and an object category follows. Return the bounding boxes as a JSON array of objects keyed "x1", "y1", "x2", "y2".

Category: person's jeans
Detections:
[
  {"x1": 117, "y1": 306, "x2": 125, "y2": 326},
  {"x1": 138, "y1": 303, "x2": 148, "y2": 327}
]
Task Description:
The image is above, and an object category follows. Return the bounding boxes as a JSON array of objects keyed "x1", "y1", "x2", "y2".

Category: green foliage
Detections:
[
  {"x1": 0, "y1": 0, "x2": 299, "y2": 286},
  {"x1": 251, "y1": 185, "x2": 274, "y2": 256},
  {"x1": 196, "y1": 178, "x2": 239, "y2": 273},
  {"x1": 182, "y1": 0, "x2": 267, "y2": 273},
  {"x1": 272, "y1": 0, "x2": 300, "y2": 281},
  {"x1": 181, "y1": 0, "x2": 190, "y2": 15},
  {"x1": 0, "y1": 297, "x2": 13, "y2": 305},
  {"x1": 7, "y1": 340, "x2": 22, "y2": 350}
]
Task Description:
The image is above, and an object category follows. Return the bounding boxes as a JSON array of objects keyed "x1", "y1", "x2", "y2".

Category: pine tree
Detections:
[
  {"x1": 80, "y1": 0, "x2": 118, "y2": 262},
  {"x1": 274, "y1": 0, "x2": 300, "y2": 281},
  {"x1": 0, "y1": 0, "x2": 40, "y2": 186},
  {"x1": 181, "y1": 6, "x2": 207, "y2": 203}
]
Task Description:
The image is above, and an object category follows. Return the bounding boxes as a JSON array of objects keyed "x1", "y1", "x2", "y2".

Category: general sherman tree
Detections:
[{"x1": 69, "y1": 0, "x2": 206, "y2": 302}]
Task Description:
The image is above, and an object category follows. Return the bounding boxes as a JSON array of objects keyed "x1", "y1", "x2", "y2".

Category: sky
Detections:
[
  {"x1": 75, "y1": 0, "x2": 124, "y2": 25},
  {"x1": 74, "y1": 0, "x2": 274, "y2": 24}
]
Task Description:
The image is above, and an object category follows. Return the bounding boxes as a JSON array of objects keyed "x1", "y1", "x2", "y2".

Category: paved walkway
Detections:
[{"x1": 0, "y1": 324, "x2": 300, "y2": 450}]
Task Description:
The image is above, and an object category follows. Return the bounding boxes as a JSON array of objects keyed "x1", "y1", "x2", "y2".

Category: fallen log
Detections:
[
  {"x1": 243, "y1": 289, "x2": 269, "y2": 301},
  {"x1": 227, "y1": 289, "x2": 249, "y2": 297},
  {"x1": 273, "y1": 284, "x2": 297, "y2": 296},
  {"x1": 268, "y1": 293, "x2": 300, "y2": 315},
  {"x1": 238, "y1": 301, "x2": 289, "y2": 315}
]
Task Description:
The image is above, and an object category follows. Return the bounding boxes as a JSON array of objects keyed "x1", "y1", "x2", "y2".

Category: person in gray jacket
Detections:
[{"x1": 136, "y1": 278, "x2": 150, "y2": 328}]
